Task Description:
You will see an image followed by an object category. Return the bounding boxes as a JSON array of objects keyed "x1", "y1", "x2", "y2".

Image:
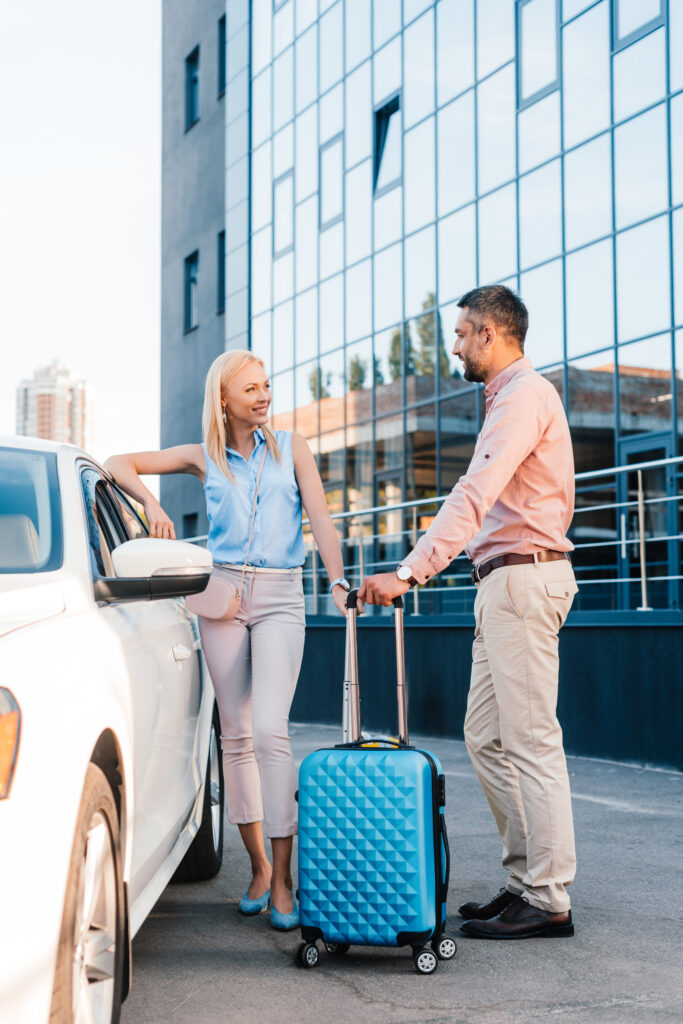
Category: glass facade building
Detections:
[{"x1": 166, "y1": 0, "x2": 683, "y2": 616}]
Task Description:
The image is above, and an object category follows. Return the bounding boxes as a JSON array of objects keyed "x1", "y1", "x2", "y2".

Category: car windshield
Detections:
[{"x1": 0, "y1": 447, "x2": 63, "y2": 573}]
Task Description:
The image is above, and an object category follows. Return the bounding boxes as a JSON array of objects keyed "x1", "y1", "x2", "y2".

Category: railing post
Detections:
[
  {"x1": 357, "y1": 527, "x2": 364, "y2": 586},
  {"x1": 412, "y1": 506, "x2": 420, "y2": 616},
  {"x1": 636, "y1": 469, "x2": 652, "y2": 611},
  {"x1": 311, "y1": 545, "x2": 319, "y2": 615}
]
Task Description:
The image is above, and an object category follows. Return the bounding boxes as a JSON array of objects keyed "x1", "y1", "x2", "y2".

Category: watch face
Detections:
[{"x1": 397, "y1": 565, "x2": 411, "y2": 581}]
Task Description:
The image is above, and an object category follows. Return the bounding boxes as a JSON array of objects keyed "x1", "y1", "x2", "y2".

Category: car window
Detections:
[
  {"x1": 0, "y1": 447, "x2": 63, "y2": 573},
  {"x1": 108, "y1": 483, "x2": 148, "y2": 540},
  {"x1": 81, "y1": 468, "x2": 129, "y2": 577}
]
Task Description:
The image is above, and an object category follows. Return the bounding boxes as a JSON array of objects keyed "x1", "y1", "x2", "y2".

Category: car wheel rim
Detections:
[
  {"x1": 209, "y1": 728, "x2": 221, "y2": 852},
  {"x1": 72, "y1": 812, "x2": 117, "y2": 1024}
]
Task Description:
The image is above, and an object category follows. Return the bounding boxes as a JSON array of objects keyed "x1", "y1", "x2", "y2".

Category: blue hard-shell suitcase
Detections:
[{"x1": 295, "y1": 592, "x2": 456, "y2": 974}]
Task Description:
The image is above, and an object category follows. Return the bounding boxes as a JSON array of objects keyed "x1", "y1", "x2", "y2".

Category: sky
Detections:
[{"x1": 0, "y1": 0, "x2": 162, "y2": 492}]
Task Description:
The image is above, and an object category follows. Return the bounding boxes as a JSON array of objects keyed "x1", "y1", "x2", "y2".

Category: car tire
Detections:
[
  {"x1": 172, "y1": 704, "x2": 224, "y2": 882},
  {"x1": 50, "y1": 763, "x2": 125, "y2": 1024}
]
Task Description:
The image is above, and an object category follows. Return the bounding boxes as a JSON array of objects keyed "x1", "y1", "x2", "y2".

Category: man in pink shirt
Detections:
[{"x1": 359, "y1": 285, "x2": 578, "y2": 939}]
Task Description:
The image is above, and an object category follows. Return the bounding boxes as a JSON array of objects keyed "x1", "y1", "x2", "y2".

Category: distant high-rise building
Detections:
[{"x1": 16, "y1": 360, "x2": 94, "y2": 451}]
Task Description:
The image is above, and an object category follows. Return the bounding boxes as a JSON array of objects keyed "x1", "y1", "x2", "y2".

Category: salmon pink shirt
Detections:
[{"x1": 402, "y1": 357, "x2": 575, "y2": 583}]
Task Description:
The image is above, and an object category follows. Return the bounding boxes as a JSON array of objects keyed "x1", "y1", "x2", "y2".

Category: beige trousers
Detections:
[
  {"x1": 464, "y1": 557, "x2": 578, "y2": 913},
  {"x1": 198, "y1": 567, "x2": 305, "y2": 839}
]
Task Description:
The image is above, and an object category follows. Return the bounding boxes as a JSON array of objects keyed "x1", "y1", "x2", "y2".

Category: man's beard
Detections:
[{"x1": 462, "y1": 359, "x2": 485, "y2": 383}]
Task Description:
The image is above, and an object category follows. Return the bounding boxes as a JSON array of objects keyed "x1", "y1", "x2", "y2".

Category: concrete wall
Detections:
[
  {"x1": 161, "y1": 0, "x2": 227, "y2": 535},
  {"x1": 292, "y1": 618, "x2": 683, "y2": 769}
]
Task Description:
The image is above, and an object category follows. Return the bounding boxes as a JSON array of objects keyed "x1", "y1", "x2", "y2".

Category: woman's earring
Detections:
[{"x1": 222, "y1": 407, "x2": 227, "y2": 424}]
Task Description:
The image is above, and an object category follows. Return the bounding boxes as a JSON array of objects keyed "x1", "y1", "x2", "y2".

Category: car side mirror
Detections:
[{"x1": 93, "y1": 539, "x2": 213, "y2": 604}]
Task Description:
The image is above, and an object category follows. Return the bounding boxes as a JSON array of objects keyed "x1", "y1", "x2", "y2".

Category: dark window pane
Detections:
[
  {"x1": 374, "y1": 94, "x2": 402, "y2": 193},
  {"x1": 217, "y1": 230, "x2": 226, "y2": 314},
  {"x1": 185, "y1": 47, "x2": 200, "y2": 129},
  {"x1": 184, "y1": 251, "x2": 199, "y2": 331},
  {"x1": 218, "y1": 16, "x2": 226, "y2": 96},
  {"x1": 618, "y1": 334, "x2": 672, "y2": 436}
]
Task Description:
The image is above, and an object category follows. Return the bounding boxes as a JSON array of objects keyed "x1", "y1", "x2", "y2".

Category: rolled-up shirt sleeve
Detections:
[{"x1": 401, "y1": 385, "x2": 547, "y2": 583}]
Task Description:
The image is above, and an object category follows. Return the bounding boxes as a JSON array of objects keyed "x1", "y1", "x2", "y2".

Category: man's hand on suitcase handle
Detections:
[{"x1": 358, "y1": 572, "x2": 410, "y2": 607}]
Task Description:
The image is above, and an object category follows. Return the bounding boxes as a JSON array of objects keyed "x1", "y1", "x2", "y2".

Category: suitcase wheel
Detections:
[
  {"x1": 324, "y1": 942, "x2": 350, "y2": 956},
  {"x1": 413, "y1": 947, "x2": 438, "y2": 975},
  {"x1": 295, "y1": 941, "x2": 320, "y2": 969},
  {"x1": 431, "y1": 935, "x2": 457, "y2": 961}
]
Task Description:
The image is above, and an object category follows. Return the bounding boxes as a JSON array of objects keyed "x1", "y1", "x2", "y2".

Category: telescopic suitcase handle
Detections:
[{"x1": 344, "y1": 590, "x2": 409, "y2": 746}]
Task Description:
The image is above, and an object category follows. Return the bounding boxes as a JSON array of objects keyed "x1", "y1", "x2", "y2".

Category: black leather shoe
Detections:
[
  {"x1": 458, "y1": 886, "x2": 519, "y2": 920},
  {"x1": 460, "y1": 896, "x2": 574, "y2": 939}
]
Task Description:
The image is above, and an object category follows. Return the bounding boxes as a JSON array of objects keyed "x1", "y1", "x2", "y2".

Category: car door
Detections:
[{"x1": 80, "y1": 466, "x2": 201, "y2": 902}]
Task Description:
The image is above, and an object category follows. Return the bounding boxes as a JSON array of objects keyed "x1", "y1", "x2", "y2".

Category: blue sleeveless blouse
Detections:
[{"x1": 201, "y1": 429, "x2": 304, "y2": 568}]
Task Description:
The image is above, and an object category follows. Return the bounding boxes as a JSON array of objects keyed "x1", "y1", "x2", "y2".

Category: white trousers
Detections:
[
  {"x1": 198, "y1": 567, "x2": 305, "y2": 838},
  {"x1": 464, "y1": 558, "x2": 578, "y2": 913}
]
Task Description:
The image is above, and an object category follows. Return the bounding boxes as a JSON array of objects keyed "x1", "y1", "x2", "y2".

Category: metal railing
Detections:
[{"x1": 187, "y1": 454, "x2": 683, "y2": 616}]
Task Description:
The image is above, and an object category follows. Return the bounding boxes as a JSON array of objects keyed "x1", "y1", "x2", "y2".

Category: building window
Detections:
[
  {"x1": 217, "y1": 16, "x2": 226, "y2": 96},
  {"x1": 185, "y1": 46, "x2": 200, "y2": 129},
  {"x1": 217, "y1": 231, "x2": 226, "y2": 314},
  {"x1": 184, "y1": 251, "x2": 199, "y2": 332},
  {"x1": 273, "y1": 170, "x2": 294, "y2": 257},
  {"x1": 182, "y1": 512, "x2": 199, "y2": 539},
  {"x1": 517, "y1": 0, "x2": 559, "y2": 108},
  {"x1": 612, "y1": 0, "x2": 664, "y2": 51},
  {"x1": 373, "y1": 93, "x2": 401, "y2": 195},
  {"x1": 319, "y1": 134, "x2": 344, "y2": 229}
]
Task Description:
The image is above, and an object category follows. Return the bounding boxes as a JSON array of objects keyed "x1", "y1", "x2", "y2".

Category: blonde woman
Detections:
[{"x1": 104, "y1": 350, "x2": 350, "y2": 930}]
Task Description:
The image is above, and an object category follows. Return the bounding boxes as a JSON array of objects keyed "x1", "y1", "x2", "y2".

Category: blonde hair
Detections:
[{"x1": 202, "y1": 350, "x2": 281, "y2": 482}]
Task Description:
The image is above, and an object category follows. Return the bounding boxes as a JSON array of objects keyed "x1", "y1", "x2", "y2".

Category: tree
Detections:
[
  {"x1": 388, "y1": 325, "x2": 415, "y2": 382},
  {"x1": 308, "y1": 365, "x2": 331, "y2": 400},
  {"x1": 347, "y1": 354, "x2": 366, "y2": 391},
  {"x1": 412, "y1": 292, "x2": 452, "y2": 378},
  {"x1": 373, "y1": 355, "x2": 385, "y2": 386}
]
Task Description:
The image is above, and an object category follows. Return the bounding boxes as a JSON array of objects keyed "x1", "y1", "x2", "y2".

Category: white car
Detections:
[{"x1": 0, "y1": 436, "x2": 224, "y2": 1024}]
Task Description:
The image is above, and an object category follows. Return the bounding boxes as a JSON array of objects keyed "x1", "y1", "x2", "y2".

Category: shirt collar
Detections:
[{"x1": 485, "y1": 356, "x2": 531, "y2": 398}]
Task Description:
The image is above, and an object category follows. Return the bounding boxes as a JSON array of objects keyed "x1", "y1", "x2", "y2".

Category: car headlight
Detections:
[{"x1": 0, "y1": 689, "x2": 21, "y2": 799}]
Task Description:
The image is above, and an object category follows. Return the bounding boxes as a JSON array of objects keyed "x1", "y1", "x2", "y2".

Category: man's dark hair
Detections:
[{"x1": 457, "y1": 285, "x2": 529, "y2": 348}]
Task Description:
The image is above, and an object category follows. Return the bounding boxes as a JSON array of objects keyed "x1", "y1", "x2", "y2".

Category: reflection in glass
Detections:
[
  {"x1": 320, "y1": 135, "x2": 343, "y2": 227},
  {"x1": 252, "y1": 0, "x2": 272, "y2": 76},
  {"x1": 374, "y1": 327, "x2": 406, "y2": 416},
  {"x1": 405, "y1": 308, "x2": 452, "y2": 404},
  {"x1": 613, "y1": 29, "x2": 665, "y2": 123},
  {"x1": 345, "y1": 338, "x2": 373, "y2": 425},
  {"x1": 251, "y1": 68, "x2": 272, "y2": 149},
  {"x1": 439, "y1": 302, "x2": 463, "y2": 378},
  {"x1": 295, "y1": 288, "x2": 318, "y2": 364},
  {"x1": 438, "y1": 92, "x2": 475, "y2": 216},
  {"x1": 437, "y1": 0, "x2": 474, "y2": 105},
  {"x1": 562, "y1": 0, "x2": 593, "y2": 18},
  {"x1": 345, "y1": 63, "x2": 372, "y2": 169},
  {"x1": 297, "y1": 0, "x2": 316, "y2": 34},
  {"x1": 320, "y1": 86, "x2": 343, "y2": 147},
  {"x1": 294, "y1": 360, "x2": 318, "y2": 438},
  {"x1": 345, "y1": 0, "x2": 371, "y2": 73},
  {"x1": 519, "y1": 160, "x2": 562, "y2": 269},
  {"x1": 520, "y1": 260, "x2": 564, "y2": 369},
  {"x1": 439, "y1": 389, "x2": 478, "y2": 491},
  {"x1": 272, "y1": 47, "x2": 293, "y2": 130},
  {"x1": 404, "y1": 118, "x2": 435, "y2": 234},
  {"x1": 319, "y1": 220, "x2": 344, "y2": 279},
  {"x1": 477, "y1": 0, "x2": 515, "y2": 79},
  {"x1": 373, "y1": 0, "x2": 401, "y2": 50},
  {"x1": 374, "y1": 243, "x2": 403, "y2": 331},
  {"x1": 616, "y1": 216, "x2": 670, "y2": 342},
  {"x1": 672, "y1": 94, "x2": 683, "y2": 208},
  {"x1": 564, "y1": 133, "x2": 612, "y2": 250},
  {"x1": 273, "y1": 172, "x2": 294, "y2": 256},
  {"x1": 567, "y1": 350, "x2": 615, "y2": 472},
  {"x1": 319, "y1": 350, "x2": 346, "y2": 441},
  {"x1": 676, "y1": 332, "x2": 683, "y2": 449},
  {"x1": 296, "y1": 26, "x2": 317, "y2": 114},
  {"x1": 403, "y1": 10, "x2": 434, "y2": 130},
  {"x1": 295, "y1": 196, "x2": 318, "y2": 293},
  {"x1": 374, "y1": 96, "x2": 402, "y2": 193},
  {"x1": 405, "y1": 412, "x2": 437, "y2": 511},
  {"x1": 674, "y1": 209, "x2": 683, "y2": 328},
  {"x1": 346, "y1": 432, "x2": 373, "y2": 514},
  {"x1": 616, "y1": 0, "x2": 661, "y2": 42},
  {"x1": 375, "y1": 415, "x2": 404, "y2": 474},
  {"x1": 374, "y1": 186, "x2": 403, "y2": 249},
  {"x1": 404, "y1": 226, "x2": 435, "y2": 320},
  {"x1": 345, "y1": 260, "x2": 372, "y2": 342},
  {"x1": 319, "y1": 3, "x2": 343, "y2": 93},
  {"x1": 566, "y1": 240, "x2": 614, "y2": 357},
  {"x1": 614, "y1": 105, "x2": 667, "y2": 229},
  {"x1": 477, "y1": 66, "x2": 516, "y2": 194},
  {"x1": 273, "y1": 123, "x2": 294, "y2": 178},
  {"x1": 251, "y1": 311, "x2": 272, "y2": 370},
  {"x1": 273, "y1": 0, "x2": 293, "y2": 56},
  {"x1": 478, "y1": 185, "x2": 517, "y2": 284},
  {"x1": 318, "y1": 438, "x2": 346, "y2": 517},
  {"x1": 374, "y1": 37, "x2": 401, "y2": 104},
  {"x1": 438, "y1": 205, "x2": 476, "y2": 305},
  {"x1": 346, "y1": 161, "x2": 372, "y2": 264},
  {"x1": 251, "y1": 227, "x2": 272, "y2": 315},
  {"x1": 272, "y1": 300, "x2": 294, "y2": 374},
  {"x1": 518, "y1": 92, "x2": 560, "y2": 174},
  {"x1": 295, "y1": 106, "x2": 318, "y2": 202},
  {"x1": 562, "y1": 3, "x2": 610, "y2": 149},
  {"x1": 672, "y1": 0, "x2": 683, "y2": 93},
  {"x1": 319, "y1": 274, "x2": 344, "y2": 353},
  {"x1": 251, "y1": 143, "x2": 272, "y2": 232},
  {"x1": 520, "y1": 0, "x2": 557, "y2": 102},
  {"x1": 271, "y1": 369, "x2": 295, "y2": 432},
  {"x1": 618, "y1": 334, "x2": 672, "y2": 436}
]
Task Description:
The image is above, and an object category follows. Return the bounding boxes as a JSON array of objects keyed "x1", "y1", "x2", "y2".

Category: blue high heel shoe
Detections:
[
  {"x1": 270, "y1": 889, "x2": 300, "y2": 931},
  {"x1": 238, "y1": 887, "x2": 271, "y2": 916}
]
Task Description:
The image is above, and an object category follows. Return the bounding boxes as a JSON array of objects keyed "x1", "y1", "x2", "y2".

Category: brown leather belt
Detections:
[{"x1": 471, "y1": 550, "x2": 571, "y2": 584}]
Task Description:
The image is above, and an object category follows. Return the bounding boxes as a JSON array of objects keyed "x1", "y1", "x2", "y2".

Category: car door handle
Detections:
[{"x1": 172, "y1": 644, "x2": 192, "y2": 662}]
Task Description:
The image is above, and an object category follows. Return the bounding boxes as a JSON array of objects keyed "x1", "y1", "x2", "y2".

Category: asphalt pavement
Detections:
[{"x1": 121, "y1": 723, "x2": 683, "y2": 1024}]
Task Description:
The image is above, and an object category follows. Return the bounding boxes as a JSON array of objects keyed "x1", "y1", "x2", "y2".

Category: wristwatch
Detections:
[
  {"x1": 396, "y1": 564, "x2": 418, "y2": 587},
  {"x1": 329, "y1": 576, "x2": 350, "y2": 592}
]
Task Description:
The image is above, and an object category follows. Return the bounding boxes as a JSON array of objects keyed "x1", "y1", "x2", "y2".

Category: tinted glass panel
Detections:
[
  {"x1": 519, "y1": 160, "x2": 562, "y2": 269},
  {"x1": 403, "y1": 10, "x2": 434, "y2": 129},
  {"x1": 562, "y1": 3, "x2": 610, "y2": 149},
  {"x1": 319, "y1": 220, "x2": 344, "y2": 278},
  {"x1": 294, "y1": 360, "x2": 318, "y2": 437},
  {"x1": 613, "y1": 29, "x2": 665, "y2": 123},
  {"x1": 374, "y1": 186, "x2": 403, "y2": 249},
  {"x1": 295, "y1": 288, "x2": 318, "y2": 364},
  {"x1": 478, "y1": 185, "x2": 517, "y2": 284},
  {"x1": 373, "y1": 0, "x2": 401, "y2": 49},
  {"x1": 346, "y1": 259, "x2": 372, "y2": 342},
  {"x1": 273, "y1": 300, "x2": 294, "y2": 374},
  {"x1": 566, "y1": 240, "x2": 614, "y2": 356},
  {"x1": 674, "y1": 208, "x2": 683, "y2": 328},
  {"x1": 320, "y1": 136, "x2": 343, "y2": 227},
  {"x1": 616, "y1": 0, "x2": 661, "y2": 40},
  {"x1": 346, "y1": 338, "x2": 373, "y2": 424},
  {"x1": 672, "y1": 94, "x2": 683, "y2": 209},
  {"x1": 518, "y1": 91, "x2": 560, "y2": 173},
  {"x1": 520, "y1": 0, "x2": 557, "y2": 101},
  {"x1": 614, "y1": 105, "x2": 668, "y2": 230},
  {"x1": 520, "y1": 259, "x2": 565, "y2": 368},
  {"x1": 273, "y1": 47, "x2": 293, "y2": 130},
  {"x1": 271, "y1": 369, "x2": 295, "y2": 432},
  {"x1": 319, "y1": 3, "x2": 343, "y2": 92},
  {"x1": 672, "y1": 0, "x2": 683, "y2": 93},
  {"x1": 564, "y1": 133, "x2": 612, "y2": 250},
  {"x1": 0, "y1": 449, "x2": 62, "y2": 573},
  {"x1": 477, "y1": 66, "x2": 516, "y2": 193},
  {"x1": 296, "y1": 26, "x2": 317, "y2": 113},
  {"x1": 251, "y1": 228, "x2": 272, "y2": 314},
  {"x1": 616, "y1": 216, "x2": 670, "y2": 342},
  {"x1": 374, "y1": 243, "x2": 403, "y2": 330},
  {"x1": 439, "y1": 389, "x2": 479, "y2": 491},
  {"x1": 404, "y1": 118, "x2": 435, "y2": 233},
  {"x1": 251, "y1": 143, "x2": 272, "y2": 231},
  {"x1": 295, "y1": 197, "x2": 318, "y2": 292},
  {"x1": 345, "y1": 0, "x2": 371, "y2": 73},
  {"x1": 319, "y1": 85, "x2": 343, "y2": 145},
  {"x1": 346, "y1": 160, "x2": 372, "y2": 264},
  {"x1": 319, "y1": 274, "x2": 344, "y2": 352},
  {"x1": 477, "y1": 0, "x2": 515, "y2": 78},
  {"x1": 404, "y1": 226, "x2": 436, "y2": 320},
  {"x1": 295, "y1": 106, "x2": 318, "y2": 202},
  {"x1": 438, "y1": 92, "x2": 475, "y2": 216},
  {"x1": 251, "y1": 311, "x2": 272, "y2": 368},
  {"x1": 437, "y1": 0, "x2": 474, "y2": 104},
  {"x1": 252, "y1": 68, "x2": 272, "y2": 148},
  {"x1": 345, "y1": 62, "x2": 372, "y2": 168},
  {"x1": 375, "y1": 327, "x2": 406, "y2": 414},
  {"x1": 618, "y1": 334, "x2": 672, "y2": 436},
  {"x1": 375, "y1": 101, "x2": 402, "y2": 193},
  {"x1": 273, "y1": 172, "x2": 294, "y2": 255},
  {"x1": 374, "y1": 37, "x2": 401, "y2": 104},
  {"x1": 438, "y1": 205, "x2": 476, "y2": 304}
]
